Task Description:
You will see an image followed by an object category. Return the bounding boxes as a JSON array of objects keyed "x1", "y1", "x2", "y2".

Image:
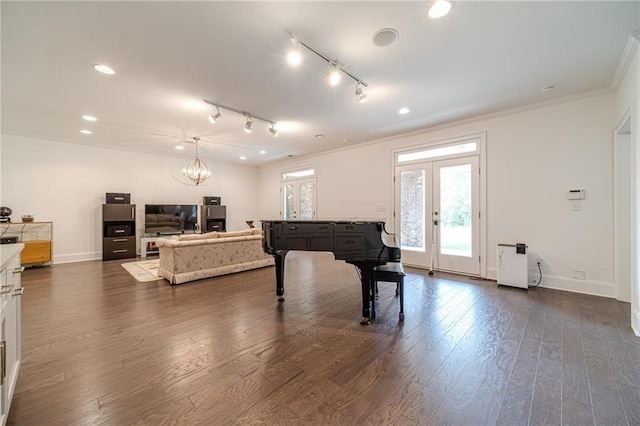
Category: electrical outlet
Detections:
[{"x1": 572, "y1": 269, "x2": 587, "y2": 280}]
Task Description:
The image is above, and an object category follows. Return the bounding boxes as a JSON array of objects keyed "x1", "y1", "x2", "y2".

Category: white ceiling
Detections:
[{"x1": 2, "y1": 1, "x2": 639, "y2": 165}]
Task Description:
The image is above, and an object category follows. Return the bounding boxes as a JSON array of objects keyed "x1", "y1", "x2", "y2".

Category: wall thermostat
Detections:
[{"x1": 567, "y1": 189, "x2": 585, "y2": 200}]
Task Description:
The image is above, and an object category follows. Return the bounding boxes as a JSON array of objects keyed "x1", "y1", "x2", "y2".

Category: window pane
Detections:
[
  {"x1": 400, "y1": 170, "x2": 425, "y2": 251},
  {"x1": 299, "y1": 182, "x2": 314, "y2": 220},
  {"x1": 397, "y1": 142, "x2": 477, "y2": 163},
  {"x1": 282, "y1": 169, "x2": 315, "y2": 180},
  {"x1": 283, "y1": 183, "x2": 295, "y2": 220},
  {"x1": 439, "y1": 164, "x2": 472, "y2": 257}
]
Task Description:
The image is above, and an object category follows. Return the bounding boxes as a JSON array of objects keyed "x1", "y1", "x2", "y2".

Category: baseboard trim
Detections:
[
  {"x1": 53, "y1": 252, "x2": 101, "y2": 264},
  {"x1": 633, "y1": 308, "x2": 640, "y2": 337},
  {"x1": 485, "y1": 267, "x2": 615, "y2": 298}
]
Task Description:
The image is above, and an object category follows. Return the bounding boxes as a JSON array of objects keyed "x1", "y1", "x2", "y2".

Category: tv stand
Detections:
[{"x1": 141, "y1": 236, "x2": 160, "y2": 258}]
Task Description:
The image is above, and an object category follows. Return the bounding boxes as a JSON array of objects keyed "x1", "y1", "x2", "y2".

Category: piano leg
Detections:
[
  {"x1": 273, "y1": 250, "x2": 288, "y2": 302},
  {"x1": 352, "y1": 262, "x2": 375, "y2": 325}
]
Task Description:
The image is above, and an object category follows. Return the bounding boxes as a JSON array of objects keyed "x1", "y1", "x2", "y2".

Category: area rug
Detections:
[{"x1": 122, "y1": 259, "x2": 165, "y2": 282}]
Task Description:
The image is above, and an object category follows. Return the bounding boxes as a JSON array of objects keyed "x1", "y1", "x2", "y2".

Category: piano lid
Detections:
[{"x1": 260, "y1": 217, "x2": 387, "y2": 224}]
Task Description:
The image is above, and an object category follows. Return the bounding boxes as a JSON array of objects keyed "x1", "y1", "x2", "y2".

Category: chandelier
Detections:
[{"x1": 182, "y1": 137, "x2": 210, "y2": 186}]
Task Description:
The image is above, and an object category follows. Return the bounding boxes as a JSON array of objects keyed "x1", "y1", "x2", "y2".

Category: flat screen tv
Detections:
[{"x1": 144, "y1": 204, "x2": 198, "y2": 235}]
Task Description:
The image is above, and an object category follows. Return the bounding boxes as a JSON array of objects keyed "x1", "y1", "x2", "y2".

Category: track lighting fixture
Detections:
[
  {"x1": 355, "y1": 82, "x2": 367, "y2": 103},
  {"x1": 208, "y1": 106, "x2": 221, "y2": 123},
  {"x1": 204, "y1": 100, "x2": 277, "y2": 136},
  {"x1": 287, "y1": 33, "x2": 368, "y2": 100}
]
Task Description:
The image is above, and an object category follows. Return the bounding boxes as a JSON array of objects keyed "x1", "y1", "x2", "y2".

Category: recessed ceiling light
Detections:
[
  {"x1": 240, "y1": 156, "x2": 247, "y2": 160},
  {"x1": 82, "y1": 115, "x2": 97, "y2": 122},
  {"x1": 80, "y1": 129, "x2": 93, "y2": 135},
  {"x1": 93, "y1": 64, "x2": 115, "y2": 75},
  {"x1": 398, "y1": 107, "x2": 410, "y2": 114},
  {"x1": 315, "y1": 134, "x2": 325, "y2": 138},
  {"x1": 428, "y1": 0, "x2": 453, "y2": 19},
  {"x1": 175, "y1": 145, "x2": 185, "y2": 150},
  {"x1": 260, "y1": 150, "x2": 267, "y2": 155},
  {"x1": 372, "y1": 28, "x2": 399, "y2": 47}
]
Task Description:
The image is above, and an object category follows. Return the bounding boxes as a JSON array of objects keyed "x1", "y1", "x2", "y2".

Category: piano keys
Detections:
[{"x1": 261, "y1": 219, "x2": 400, "y2": 324}]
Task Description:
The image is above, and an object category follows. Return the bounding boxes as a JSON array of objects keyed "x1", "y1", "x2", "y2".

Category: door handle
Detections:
[{"x1": 0, "y1": 340, "x2": 5, "y2": 385}]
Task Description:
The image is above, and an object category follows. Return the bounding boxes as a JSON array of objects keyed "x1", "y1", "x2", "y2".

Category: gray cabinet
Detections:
[
  {"x1": 201, "y1": 205, "x2": 226, "y2": 232},
  {"x1": 102, "y1": 204, "x2": 136, "y2": 261},
  {"x1": 103, "y1": 204, "x2": 135, "y2": 222}
]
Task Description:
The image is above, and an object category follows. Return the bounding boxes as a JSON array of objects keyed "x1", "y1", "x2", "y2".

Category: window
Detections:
[
  {"x1": 396, "y1": 141, "x2": 477, "y2": 164},
  {"x1": 282, "y1": 168, "x2": 315, "y2": 180}
]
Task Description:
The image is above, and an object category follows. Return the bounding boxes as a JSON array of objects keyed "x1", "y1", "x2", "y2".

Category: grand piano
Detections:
[{"x1": 261, "y1": 219, "x2": 400, "y2": 324}]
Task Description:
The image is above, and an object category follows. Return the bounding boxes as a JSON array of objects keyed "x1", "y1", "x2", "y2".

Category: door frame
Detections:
[
  {"x1": 614, "y1": 110, "x2": 632, "y2": 303},
  {"x1": 391, "y1": 132, "x2": 487, "y2": 278},
  {"x1": 280, "y1": 166, "x2": 317, "y2": 220}
]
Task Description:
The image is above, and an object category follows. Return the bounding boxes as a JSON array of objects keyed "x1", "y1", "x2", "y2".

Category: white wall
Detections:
[
  {"x1": 1, "y1": 135, "x2": 260, "y2": 263},
  {"x1": 259, "y1": 93, "x2": 617, "y2": 298}
]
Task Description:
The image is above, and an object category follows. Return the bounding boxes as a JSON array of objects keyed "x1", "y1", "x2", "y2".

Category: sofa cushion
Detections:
[
  {"x1": 178, "y1": 232, "x2": 219, "y2": 241},
  {"x1": 219, "y1": 229, "x2": 263, "y2": 238}
]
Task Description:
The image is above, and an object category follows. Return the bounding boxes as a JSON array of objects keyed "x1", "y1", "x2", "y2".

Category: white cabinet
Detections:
[{"x1": 0, "y1": 244, "x2": 23, "y2": 425}]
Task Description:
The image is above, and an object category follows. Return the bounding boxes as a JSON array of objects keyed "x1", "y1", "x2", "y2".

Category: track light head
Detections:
[
  {"x1": 355, "y1": 83, "x2": 368, "y2": 103},
  {"x1": 208, "y1": 106, "x2": 222, "y2": 123},
  {"x1": 244, "y1": 116, "x2": 253, "y2": 133},
  {"x1": 269, "y1": 123, "x2": 278, "y2": 137},
  {"x1": 325, "y1": 62, "x2": 342, "y2": 86},
  {"x1": 287, "y1": 34, "x2": 302, "y2": 66}
]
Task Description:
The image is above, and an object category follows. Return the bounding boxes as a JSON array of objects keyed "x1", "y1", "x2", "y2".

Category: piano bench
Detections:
[{"x1": 372, "y1": 262, "x2": 405, "y2": 321}]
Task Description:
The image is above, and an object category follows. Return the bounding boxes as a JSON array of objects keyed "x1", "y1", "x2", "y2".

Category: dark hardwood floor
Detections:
[{"x1": 7, "y1": 252, "x2": 640, "y2": 425}]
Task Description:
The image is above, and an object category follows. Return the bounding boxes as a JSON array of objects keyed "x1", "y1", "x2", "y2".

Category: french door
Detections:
[
  {"x1": 395, "y1": 156, "x2": 480, "y2": 275},
  {"x1": 281, "y1": 178, "x2": 315, "y2": 220}
]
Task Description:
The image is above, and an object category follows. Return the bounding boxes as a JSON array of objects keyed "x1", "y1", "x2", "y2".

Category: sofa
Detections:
[{"x1": 156, "y1": 229, "x2": 274, "y2": 284}]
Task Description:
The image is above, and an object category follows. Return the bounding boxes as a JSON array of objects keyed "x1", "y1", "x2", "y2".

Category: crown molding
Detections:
[{"x1": 610, "y1": 30, "x2": 640, "y2": 91}]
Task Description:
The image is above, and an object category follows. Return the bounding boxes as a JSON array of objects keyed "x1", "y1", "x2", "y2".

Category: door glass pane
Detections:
[
  {"x1": 400, "y1": 170, "x2": 425, "y2": 251},
  {"x1": 283, "y1": 183, "x2": 295, "y2": 220},
  {"x1": 439, "y1": 164, "x2": 472, "y2": 257},
  {"x1": 299, "y1": 182, "x2": 314, "y2": 219}
]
